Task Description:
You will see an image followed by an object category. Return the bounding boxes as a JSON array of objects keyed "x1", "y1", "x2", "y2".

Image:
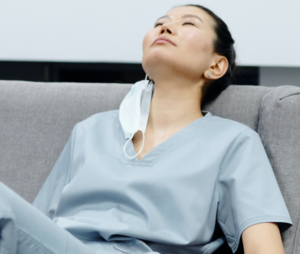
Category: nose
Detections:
[{"x1": 160, "y1": 23, "x2": 173, "y2": 35}]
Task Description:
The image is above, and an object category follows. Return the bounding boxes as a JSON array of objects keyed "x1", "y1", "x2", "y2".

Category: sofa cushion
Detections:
[{"x1": 203, "y1": 84, "x2": 272, "y2": 131}]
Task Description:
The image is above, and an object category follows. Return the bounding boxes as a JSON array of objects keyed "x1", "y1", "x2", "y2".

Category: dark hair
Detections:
[{"x1": 180, "y1": 4, "x2": 237, "y2": 108}]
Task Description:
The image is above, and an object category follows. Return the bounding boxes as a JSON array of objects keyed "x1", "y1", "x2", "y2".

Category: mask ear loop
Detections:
[{"x1": 123, "y1": 131, "x2": 145, "y2": 159}]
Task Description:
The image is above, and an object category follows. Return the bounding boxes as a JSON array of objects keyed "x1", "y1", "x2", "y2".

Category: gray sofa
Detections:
[{"x1": 0, "y1": 80, "x2": 299, "y2": 254}]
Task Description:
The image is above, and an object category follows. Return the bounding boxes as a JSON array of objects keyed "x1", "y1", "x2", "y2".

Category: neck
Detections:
[{"x1": 146, "y1": 77, "x2": 204, "y2": 134}]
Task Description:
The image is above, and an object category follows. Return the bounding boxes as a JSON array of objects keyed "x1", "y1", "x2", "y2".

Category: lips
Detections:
[{"x1": 152, "y1": 36, "x2": 175, "y2": 46}]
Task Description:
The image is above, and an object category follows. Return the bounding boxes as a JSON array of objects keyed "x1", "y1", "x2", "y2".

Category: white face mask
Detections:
[{"x1": 119, "y1": 77, "x2": 154, "y2": 159}]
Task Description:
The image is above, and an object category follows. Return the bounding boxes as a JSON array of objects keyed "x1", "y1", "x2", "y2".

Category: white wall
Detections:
[{"x1": 0, "y1": 0, "x2": 300, "y2": 66}]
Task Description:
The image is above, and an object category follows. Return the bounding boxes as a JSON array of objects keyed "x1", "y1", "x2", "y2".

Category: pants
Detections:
[{"x1": 0, "y1": 181, "x2": 96, "y2": 254}]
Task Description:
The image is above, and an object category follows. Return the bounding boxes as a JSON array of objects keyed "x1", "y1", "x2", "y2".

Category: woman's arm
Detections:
[
  {"x1": 242, "y1": 222, "x2": 285, "y2": 254},
  {"x1": 217, "y1": 129, "x2": 293, "y2": 253},
  {"x1": 32, "y1": 123, "x2": 78, "y2": 219}
]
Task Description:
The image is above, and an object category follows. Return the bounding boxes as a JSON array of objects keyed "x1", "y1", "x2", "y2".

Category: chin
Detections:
[{"x1": 142, "y1": 50, "x2": 176, "y2": 77}]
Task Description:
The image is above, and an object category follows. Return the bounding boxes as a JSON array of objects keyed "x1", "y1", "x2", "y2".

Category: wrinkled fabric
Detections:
[
  {"x1": 0, "y1": 181, "x2": 96, "y2": 254},
  {"x1": 32, "y1": 110, "x2": 293, "y2": 254}
]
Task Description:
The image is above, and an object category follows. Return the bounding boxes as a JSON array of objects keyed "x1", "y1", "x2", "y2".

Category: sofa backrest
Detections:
[{"x1": 0, "y1": 80, "x2": 299, "y2": 254}]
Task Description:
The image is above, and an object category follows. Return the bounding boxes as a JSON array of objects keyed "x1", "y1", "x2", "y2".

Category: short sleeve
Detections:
[
  {"x1": 32, "y1": 124, "x2": 78, "y2": 219},
  {"x1": 217, "y1": 129, "x2": 293, "y2": 253}
]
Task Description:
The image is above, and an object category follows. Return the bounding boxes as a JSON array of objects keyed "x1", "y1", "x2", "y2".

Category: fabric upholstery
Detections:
[{"x1": 202, "y1": 84, "x2": 273, "y2": 131}]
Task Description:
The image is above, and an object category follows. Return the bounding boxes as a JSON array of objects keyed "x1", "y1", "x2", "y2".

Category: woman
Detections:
[{"x1": 0, "y1": 4, "x2": 293, "y2": 254}]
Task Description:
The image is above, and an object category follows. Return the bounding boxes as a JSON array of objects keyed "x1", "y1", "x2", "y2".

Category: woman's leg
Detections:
[{"x1": 0, "y1": 181, "x2": 95, "y2": 254}]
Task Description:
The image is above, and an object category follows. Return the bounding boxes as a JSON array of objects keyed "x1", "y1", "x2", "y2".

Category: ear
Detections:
[{"x1": 203, "y1": 54, "x2": 229, "y2": 80}]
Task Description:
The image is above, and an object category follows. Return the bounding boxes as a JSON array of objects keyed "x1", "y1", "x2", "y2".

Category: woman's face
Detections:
[{"x1": 142, "y1": 6, "x2": 217, "y2": 82}]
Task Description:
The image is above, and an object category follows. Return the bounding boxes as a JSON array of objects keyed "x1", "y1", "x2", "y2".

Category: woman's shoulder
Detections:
[
  {"x1": 205, "y1": 111, "x2": 258, "y2": 138},
  {"x1": 75, "y1": 109, "x2": 120, "y2": 132}
]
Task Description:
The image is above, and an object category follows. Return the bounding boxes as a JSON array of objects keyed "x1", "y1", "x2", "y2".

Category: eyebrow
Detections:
[{"x1": 154, "y1": 14, "x2": 204, "y2": 24}]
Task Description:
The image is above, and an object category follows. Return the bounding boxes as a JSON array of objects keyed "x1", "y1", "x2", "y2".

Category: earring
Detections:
[
  {"x1": 145, "y1": 74, "x2": 148, "y2": 80},
  {"x1": 208, "y1": 73, "x2": 212, "y2": 77}
]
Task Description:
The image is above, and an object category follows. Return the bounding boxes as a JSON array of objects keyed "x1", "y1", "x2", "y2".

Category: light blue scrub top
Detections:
[{"x1": 32, "y1": 110, "x2": 293, "y2": 254}]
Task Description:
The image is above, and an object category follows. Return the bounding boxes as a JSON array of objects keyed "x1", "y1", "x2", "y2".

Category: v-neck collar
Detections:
[{"x1": 119, "y1": 110, "x2": 213, "y2": 166}]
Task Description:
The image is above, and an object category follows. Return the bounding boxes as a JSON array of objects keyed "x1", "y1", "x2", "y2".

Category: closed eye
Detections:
[
  {"x1": 154, "y1": 22, "x2": 195, "y2": 27},
  {"x1": 154, "y1": 23, "x2": 163, "y2": 27},
  {"x1": 154, "y1": 22, "x2": 195, "y2": 28},
  {"x1": 183, "y1": 22, "x2": 195, "y2": 26}
]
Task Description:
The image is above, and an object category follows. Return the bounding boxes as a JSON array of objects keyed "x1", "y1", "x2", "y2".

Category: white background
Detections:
[{"x1": 1, "y1": 0, "x2": 300, "y2": 67}]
